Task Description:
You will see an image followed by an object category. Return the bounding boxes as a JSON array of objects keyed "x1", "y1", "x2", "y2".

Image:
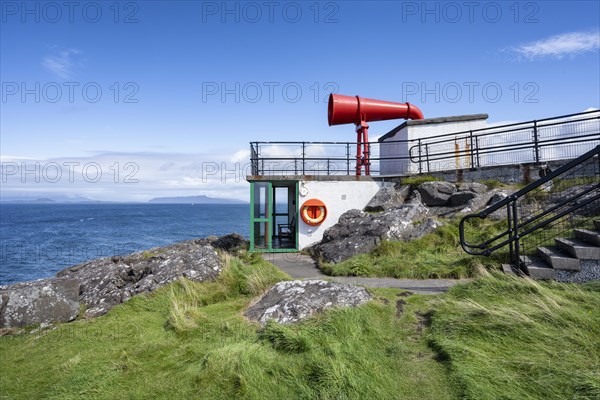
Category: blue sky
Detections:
[{"x1": 1, "y1": 1, "x2": 599, "y2": 201}]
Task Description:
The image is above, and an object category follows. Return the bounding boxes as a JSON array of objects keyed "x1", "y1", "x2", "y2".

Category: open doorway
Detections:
[{"x1": 250, "y1": 181, "x2": 298, "y2": 252}]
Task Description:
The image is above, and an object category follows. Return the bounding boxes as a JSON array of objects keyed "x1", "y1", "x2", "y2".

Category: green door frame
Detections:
[{"x1": 249, "y1": 180, "x2": 298, "y2": 253}]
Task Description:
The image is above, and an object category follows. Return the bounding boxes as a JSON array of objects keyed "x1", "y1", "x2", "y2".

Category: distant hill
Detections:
[
  {"x1": 0, "y1": 194, "x2": 106, "y2": 204},
  {"x1": 148, "y1": 195, "x2": 247, "y2": 204},
  {"x1": 0, "y1": 197, "x2": 57, "y2": 204}
]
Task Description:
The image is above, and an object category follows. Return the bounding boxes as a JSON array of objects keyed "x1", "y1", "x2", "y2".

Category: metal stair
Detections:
[
  {"x1": 460, "y1": 145, "x2": 600, "y2": 282},
  {"x1": 524, "y1": 220, "x2": 600, "y2": 279}
]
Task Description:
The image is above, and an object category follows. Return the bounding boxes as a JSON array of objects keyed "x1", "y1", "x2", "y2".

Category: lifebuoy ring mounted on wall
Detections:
[{"x1": 300, "y1": 199, "x2": 327, "y2": 226}]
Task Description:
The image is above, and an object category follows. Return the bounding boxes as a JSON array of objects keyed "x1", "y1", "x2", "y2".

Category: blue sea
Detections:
[{"x1": 0, "y1": 204, "x2": 249, "y2": 285}]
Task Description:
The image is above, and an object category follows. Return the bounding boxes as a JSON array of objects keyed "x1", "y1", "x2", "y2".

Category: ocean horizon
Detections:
[{"x1": 0, "y1": 203, "x2": 249, "y2": 285}]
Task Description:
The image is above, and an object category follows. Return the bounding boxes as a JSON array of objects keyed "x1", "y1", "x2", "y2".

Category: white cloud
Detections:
[
  {"x1": 42, "y1": 48, "x2": 82, "y2": 79},
  {"x1": 231, "y1": 149, "x2": 250, "y2": 163},
  {"x1": 508, "y1": 31, "x2": 599, "y2": 60},
  {"x1": 0, "y1": 148, "x2": 252, "y2": 202}
]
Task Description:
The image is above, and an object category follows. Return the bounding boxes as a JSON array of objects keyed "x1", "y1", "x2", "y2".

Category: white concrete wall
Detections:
[
  {"x1": 380, "y1": 118, "x2": 488, "y2": 175},
  {"x1": 297, "y1": 180, "x2": 380, "y2": 249}
]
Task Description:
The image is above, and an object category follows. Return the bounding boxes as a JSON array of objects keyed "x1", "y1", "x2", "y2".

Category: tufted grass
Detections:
[
  {"x1": 400, "y1": 174, "x2": 440, "y2": 187},
  {"x1": 1, "y1": 251, "x2": 599, "y2": 399},
  {"x1": 0, "y1": 252, "x2": 456, "y2": 400},
  {"x1": 427, "y1": 270, "x2": 600, "y2": 400},
  {"x1": 320, "y1": 218, "x2": 508, "y2": 279}
]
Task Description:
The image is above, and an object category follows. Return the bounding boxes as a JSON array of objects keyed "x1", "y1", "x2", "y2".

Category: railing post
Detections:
[
  {"x1": 512, "y1": 201, "x2": 520, "y2": 269},
  {"x1": 327, "y1": 159, "x2": 330, "y2": 175},
  {"x1": 346, "y1": 142, "x2": 350, "y2": 175},
  {"x1": 368, "y1": 142, "x2": 372, "y2": 175},
  {"x1": 302, "y1": 142, "x2": 306, "y2": 175},
  {"x1": 418, "y1": 139, "x2": 423, "y2": 174},
  {"x1": 507, "y1": 202, "x2": 514, "y2": 264},
  {"x1": 425, "y1": 144, "x2": 430, "y2": 173},
  {"x1": 533, "y1": 120, "x2": 540, "y2": 163},
  {"x1": 250, "y1": 142, "x2": 255, "y2": 175},
  {"x1": 475, "y1": 136, "x2": 481, "y2": 168},
  {"x1": 469, "y1": 130, "x2": 475, "y2": 169}
]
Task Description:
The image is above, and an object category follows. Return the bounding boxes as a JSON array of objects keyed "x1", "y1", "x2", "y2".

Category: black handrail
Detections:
[{"x1": 459, "y1": 145, "x2": 600, "y2": 267}]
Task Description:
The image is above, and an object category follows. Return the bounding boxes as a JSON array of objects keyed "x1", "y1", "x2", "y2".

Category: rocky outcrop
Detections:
[
  {"x1": 57, "y1": 240, "x2": 222, "y2": 318},
  {"x1": 419, "y1": 181, "x2": 490, "y2": 208},
  {"x1": 313, "y1": 202, "x2": 441, "y2": 263},
  {"x1": 210, "y1": 233, "x2": 248, "y2": 252},
  {"x1": 1, "y1": 238, "x2": 225, "y2": 327},
  {"x1": 457, "y1": 182, "x2": 488, "y2": 195},
  {"x1": 488, "y1": 192, "x2": 509, "y2": 206},
  {"x1": 459, "y1": 189, "x2": 505, "y2": 214},
  {"x1": 448, "y1": 191, "x2": 478, "y2": 206},
  {"x1": 312, "y1": 180, "x2": 519, "y2": 264},
  {"x1": 417, "y1": 181, "x2": 457, "y2": 206},
  {"x1": 0, "y1": 278, "x2": 80, "y2": 328},
  {"x1": 365, "y1": 185, "x2": 411, "y2": 212},
  {"x1": 245, "y1": 280, "x2": 371, "y2": 325}
]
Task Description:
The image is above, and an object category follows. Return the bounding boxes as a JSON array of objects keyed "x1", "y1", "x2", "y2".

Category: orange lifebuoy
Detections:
[{"x1": 300, "y1": 199, "x2": 327, "y2": 226}]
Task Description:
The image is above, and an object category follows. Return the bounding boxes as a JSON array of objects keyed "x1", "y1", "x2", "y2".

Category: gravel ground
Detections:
[{"x1": 555, "y1": 260, "x2": 600, "y2": 283}]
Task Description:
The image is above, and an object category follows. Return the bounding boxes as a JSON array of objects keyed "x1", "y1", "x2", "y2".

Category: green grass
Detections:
[
  {"x1": 320, "y1": 218, "x2": 508, "y2": 279},
  {"x1": 550, "y1": 176, "x2": 598, "y2": 193},
  {"x1": 1, "y1": 251, "x2": 599, "y2": 399},
  {"x1": 480, "y1": 179, "x2": 506, "y2": 189},
  {"x1": 427, "y1": 271, "x2": 600, "y2": 400},
  {"x1": 0, "y1": 252, "x2": 456, "y2": 400},
  {"x1": 400, "y1": 174, "x2": 439, "y2": 187}
]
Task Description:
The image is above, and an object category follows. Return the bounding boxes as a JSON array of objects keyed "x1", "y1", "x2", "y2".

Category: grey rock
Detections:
[
  {"x1": 245, "y1": 280, "x2": 371, "y2": 325},
  {"x1": 365, "y1": 186, "x2": 409, "y2": 212},
  {"x1": 448, "y1": 191, "x2": 478, "y2": 207},
  {"x1": 428, "y1": 205, "x2": 464, "y2": 218},
  {"x1": 459, "y1": 189, "x2": 504, "y2": 214},
  {"x1": 0, "y1": 278, "x2": 80, "y2": 328},
  {"x1": 457, "y1": 182, "x2": 488, "y2": 195},
  {"x1": 549, "y1": 183, "x2": 600, "y2": 217},
  {"x1": 407, "y1": 189, "x2": 422, "y2": 204},
  {"x1": 57, "y1": 240, "x2": 222, "y2": 318},
  {"x1": 402, "y1": 218, "x2": 443, "y2": 241},
  {"x1": 211, "y1": 233, "x2": 248, "y2": 252},
  {"x1": 313, "y1": 201, "x2": 440, "y2": 263},
  {"x1": 417, "y1": 181, "x2": 457, "y2": 206},
  {"x1": 488, "y1": 192, "x2": 509, "y2": 206},
  {"x1": 394, "y1": 184, "x2": 412, "y2": 202}
]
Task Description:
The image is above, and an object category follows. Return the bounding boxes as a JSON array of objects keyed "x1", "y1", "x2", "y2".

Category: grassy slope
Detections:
[
  {"x1": 320, "y1": 218, "x2": 508, "y2": 279},
  {"x1": 0, "y1": 253, "x2": 456, "y2": 400},
  {"x1": 2, "y1": 252, "x2": 598, "y2": 399},
  {"x1": 428, "y1": 272, "x2": 600, "y2": 400}
]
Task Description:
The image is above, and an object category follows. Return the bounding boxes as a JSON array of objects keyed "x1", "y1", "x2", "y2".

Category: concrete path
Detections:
[{"x1": 262, "y1": 253, "x2": 469, "y2": 294}]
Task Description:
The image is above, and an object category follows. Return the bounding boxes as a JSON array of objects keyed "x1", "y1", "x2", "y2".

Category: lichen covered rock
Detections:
[
  {"x1": 312, "y1": 201, "x2": 441, "y2": 263},
  {"x1": 245, "y1": 280, "x2": 371, "y2": 325},
  {"x1": 0, "y1": 278, "x2": 80, "y2": 328},
  {"x1": 57, "y1": 239, "x2": 222, "y2": 318}
]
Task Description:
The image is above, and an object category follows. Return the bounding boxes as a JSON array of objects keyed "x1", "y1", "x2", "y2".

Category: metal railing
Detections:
[
  {"x1": 459, "y1": 145, "x2": 600, "y2": 269},
  {"x1": 250, "y1": 110, "x2": 600, "y2": 176}
]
